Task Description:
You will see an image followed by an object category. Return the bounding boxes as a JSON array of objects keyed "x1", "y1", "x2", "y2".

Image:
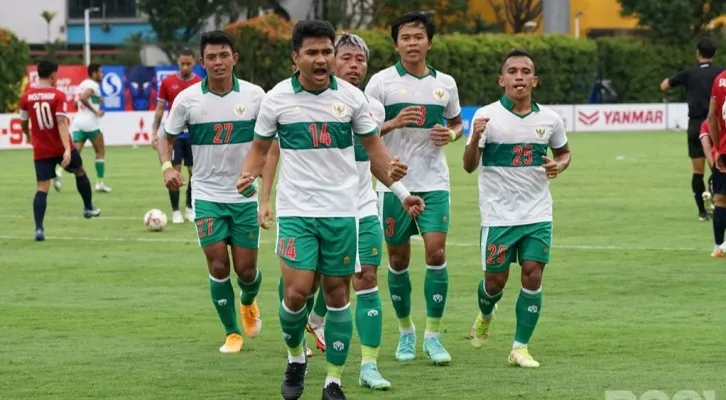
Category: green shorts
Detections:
[
  {"x1": 378, "y1": 190, "x2": 450, "y2": 245},
  {"x1": 72, "y1": 129, "x2": 102, "y2": 143},
  {"x1": 480, "y1": 221, "x2": 553, "y2": 273},
  {"x1": 358, "y1": 215, "x2": 383, "y2": 267},
  {"x1": 194, "y1": 199, "x2": 259, "y2": 249},
  {"x1": 276, "y1": 216, "x2": 357, "y2": 277}
]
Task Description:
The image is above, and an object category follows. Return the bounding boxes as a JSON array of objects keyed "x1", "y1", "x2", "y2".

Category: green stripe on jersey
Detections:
[
  {"x1": 384, "y1": 103, "x2": 445, "y2": 129},
  {"x1": 278, "y1": 122, "x2": 353, "y2": 150},
  {"x1": 354, "y1": 136, "x2": 368, "y2": 161},
  {"x1": 481, "y1": 143, "x2": 548, "y2": 168},
  {"x1": 188, "y1": 120, "x2": 255, "y2": 145}
]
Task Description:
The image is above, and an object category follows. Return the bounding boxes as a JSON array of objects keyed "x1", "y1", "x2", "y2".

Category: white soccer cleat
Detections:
[
  {"x1": 703, "y1": 192, "x2": 715, "y2": 216},
  {"x1": 172, "y1": 210, "x2": 184, "y2": 224},
  {"x1": 95, "y1": 182, "x2": 112, "y2": 193},
  {"x1": 186, "y1": 207, "x2": 195, "y2": 222}
]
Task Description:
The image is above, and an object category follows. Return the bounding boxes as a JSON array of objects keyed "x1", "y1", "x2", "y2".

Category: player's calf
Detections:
[
  {"x1": 232, "y1": 246, "x2": 263, "y2": 338},
  {"x1": 72, "y1": 168, "x2": 100, "y2": 218},
  {"x1": 204, "y1": 244, "x2": 244, "y2": 353},
  {"x1": 711, "y1": 194, "x2": 726, "y2": 257},
  {"x1": 320, "y1": 276, "x2": 354, "y2": 399},
  {"x1": 32, "y1": 180, "x2": 51, "y2": 241},
  {"x1": 421, "y1": 232, "x2": 451, "y2": 365},
  {"x1": 510, "y1": 261, "x2": 544, "y2": 368},
  {"x1": 353, "y1": 266, "x2": 390, "y2": 390}
]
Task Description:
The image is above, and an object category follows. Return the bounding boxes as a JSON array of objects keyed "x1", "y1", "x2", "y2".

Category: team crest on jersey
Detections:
[
  {"x1": 343, "y1": 256, "x2": 351, "y2": 264},
  {"x1": 233, "y1": 104, "x2": 247, "y2": 117},
  {"x1": 433, "y1": 88, "x2": 445, "y2": 101},
  {"x1": 200, "y1": 109, "x2": 208, "y2": 116},
  {"x1": 534, "y1": 127, "x2": 550, "y2": 140},
  {"x1": 332, "y1": 102, "x2": 347, "y2": 118},
  {"x1": 399, "y1": 88, "x2": 407, "y2": 95},
  {"x1": 293, "y1": 106, "x2": 302, "y2": 114}
]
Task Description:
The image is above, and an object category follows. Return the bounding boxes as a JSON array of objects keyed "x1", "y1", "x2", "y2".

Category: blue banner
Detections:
[{"x1": 100, "y1": 65, "x2": 126, "y2": 112}]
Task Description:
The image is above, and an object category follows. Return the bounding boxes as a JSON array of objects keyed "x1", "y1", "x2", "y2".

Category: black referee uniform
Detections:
[{"x1": 665, "y1": 37, "x2": 723, "y2": 219}]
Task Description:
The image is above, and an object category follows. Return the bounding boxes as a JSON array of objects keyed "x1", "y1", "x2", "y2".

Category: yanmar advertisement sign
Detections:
[{"x1": 574, "y1": 104, "x2": 666, "y2": 132}]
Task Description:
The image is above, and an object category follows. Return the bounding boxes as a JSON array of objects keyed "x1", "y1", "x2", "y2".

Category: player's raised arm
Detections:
[
  {"x1": 78, "y1": 84, "x2": 102, "y2": 117},
  {"x1": 443, "y1": 79, "x2": 463, "y2": 141},
  {"x1": 463, "y1": 111, "x2": 488, "y2": 173},
  {"x1": 545, "y1": 116, "x2": 571, "y2": 179},
  {"x1": 661, "y1": 69, "x2": 688, "y2": 91}
]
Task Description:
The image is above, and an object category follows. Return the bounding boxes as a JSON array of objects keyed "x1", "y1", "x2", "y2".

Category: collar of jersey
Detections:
[
  {"x1": 499, "y1": 95, "x2": 540, "y2": 118},
  {"x1": 395, "y1": 61, "x2": 437, "y2": 79},
  {"x1": 200, "y1": 77, "x2": 239, "y2": 96},
  {"x1": 291, "y1": 70, "x2": 338, "y2": 94}
]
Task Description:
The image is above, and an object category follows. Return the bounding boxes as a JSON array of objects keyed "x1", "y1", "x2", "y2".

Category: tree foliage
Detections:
[
  {"x1": 619, "y1": 0, "x2": 726, "y2": 44},
  {"x1": 488, "y1": 0, "x2": 542, "y2": 33},
  {"x1": 0, "y1": 29, "x2": 30, "y2": 113}
]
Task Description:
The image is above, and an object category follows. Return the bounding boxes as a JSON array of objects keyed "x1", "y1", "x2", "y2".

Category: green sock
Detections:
[
  {"x1": 355, "y1": 290, "x2": 382, "y2": 360},
  {"x1": 324, "y1": 305, "x2": 353, "y2": 367},
  {"x1": 95, "y1": 159, "x2": 105, "y2": 179},
  {"x1": 424, "y1": 265, "x2": 448, "y2": 321},
  {"x1": 209, "y1": 276, "x2": 241, "y2": 335},
  {"x1": 237, "y1": 269, "x2": 262, "y2": 306},
  {"x1": 387, "y1": 267, "x2": 412, "y2": 328},
  {"x1": 277, "y1": 277, "x2": 284, "y2": 303},
  {"x1": 514, "y1": 287, "x2": 543, "y2": 345},
  {"x1": 279, "y1": 301, "x2": 308, "y2": 353},
  {"x1": 478, "y1": 280, "x2": 503, "y2": 317},
  {"x1": 313, "y1": 287, "x2": 327, "y2": 318}
]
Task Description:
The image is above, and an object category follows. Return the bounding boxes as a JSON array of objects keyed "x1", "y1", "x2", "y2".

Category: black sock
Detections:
[
  {"x1": 709, "y1": 174, "x2": 714, "y2": 195},
  {"x1": 33, "y1": 191, "x2": 48, "y2": 230},
  {"x1": 169, "y1": 190, "x2": 180, "y2": 211},
  {"x1": 186, "y1": 182, "x2": 192, "y2": 209},
  {"x1": 75, "y1": 174, "x2": 93, "y2": 210},
  {"x1": 714, "y1": 206, "x2": 726, "y2": 245},
  {"x1": 693, "y1": 173, "x2": 706, "y2": 213}
]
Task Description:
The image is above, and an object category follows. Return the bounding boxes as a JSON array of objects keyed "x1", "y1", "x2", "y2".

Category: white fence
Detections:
[{"x1": 0, "y1": 102, "x2": 692, "y2": 150}]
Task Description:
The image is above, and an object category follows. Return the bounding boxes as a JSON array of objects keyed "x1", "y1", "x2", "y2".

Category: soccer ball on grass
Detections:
[{"x1": 144, "y1": 209, "x2": 168, "y2": 232}]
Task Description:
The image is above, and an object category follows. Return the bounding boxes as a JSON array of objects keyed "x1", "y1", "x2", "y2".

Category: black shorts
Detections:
[
  {"x1": 172, "y1": 137, "x2": 193, "y2": 166},
  {"x1": 713, "y1": 165, "x2": 726, "y2": 195},
  {"x1": 34, "y1": 148, "x2": 83, "y2": 181},
  {"x1": 687, "y1": 117, "x2": 706, "y2": 159}
]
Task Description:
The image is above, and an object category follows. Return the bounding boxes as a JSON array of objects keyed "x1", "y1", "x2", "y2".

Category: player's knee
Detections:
[
  {"x1": 208, "y1": 258, "x2": 231, "y2": 279},
  {"x1": 236, "y1": 266, "x2": 257, "y2": 283},
  {"x1": 321, "y1": 280, "x2": 349, "y2": 308},
  {"x1": 388, "y1": 249, "x2": 410, "y2": 270},
  {"x1": 353, "y1": 267, "x2": 377, "y2": 291},
  {"x1": 282, "y1": 288, "x2": 307, "y2": 311},
  {"x1": 37, "y1": 181, "x2": 51, "y2": 192},
  {"x1": 520, "y1": 262, "x2": 544, "y2": 290},
  {"x1": 424, "y1": 247, "x2": 445, "y2": 266},
  {"x1": 715, "y1": 194, "x2": 726, "y2": 207},
  {"x1": 74, "y1": 167, "x2": 86, "y2": 177},
  {"x1": 484, "y1": 272, "x2": 508, "y2": 294}
]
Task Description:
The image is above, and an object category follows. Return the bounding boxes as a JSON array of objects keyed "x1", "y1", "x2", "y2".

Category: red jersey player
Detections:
[
  {"x1": 19, "y1": 60, "x2": 100, "y2": 241},
  {"x1": 705, "y1": 70, "x2": 726, "y2": 256},
  {"x1": 151, "y1": 48, "x2": 202, "y2": 224}
]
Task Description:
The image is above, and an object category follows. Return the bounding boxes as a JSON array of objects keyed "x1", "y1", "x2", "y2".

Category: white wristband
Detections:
[{"x1": 389, "y1": 181, "x2": 411, "y2": 202}]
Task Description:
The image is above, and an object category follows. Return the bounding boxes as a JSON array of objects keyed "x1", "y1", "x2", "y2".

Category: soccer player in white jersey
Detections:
[
  {"x1": 463, "y1": 48, "x2": 572, "y2": 368},
  {"x1": 237, "y1": 20, "x2": 422, "y2": 400},
  {"x1": 158, "y1": 30, "x2": 265, "y2": 355},
  {"x1": 66, "y1": 63, "x2": 111, "y2": 193},
  {"x1": 364, "y1": 12, "x2": 463, "y2": 365}
]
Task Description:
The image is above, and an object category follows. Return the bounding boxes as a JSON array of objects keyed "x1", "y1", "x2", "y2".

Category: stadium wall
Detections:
[{"x1": 0, "y1": 102, "x2": 691, "y2": 150}]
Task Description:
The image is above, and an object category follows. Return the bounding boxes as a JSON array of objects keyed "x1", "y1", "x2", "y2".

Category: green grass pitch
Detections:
[{"x1": 1, "y1": 130, "x2": 724, "y2": 400}]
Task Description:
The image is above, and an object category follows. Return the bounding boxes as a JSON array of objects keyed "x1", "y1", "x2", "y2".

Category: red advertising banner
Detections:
[{"x1": 25, "y1": 65, "x2": 87, "y2": 112}]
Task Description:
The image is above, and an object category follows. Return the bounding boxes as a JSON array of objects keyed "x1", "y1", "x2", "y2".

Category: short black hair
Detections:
[
  {"x1": 291, "y1": 20, "x2": 335, "y2": 52},
  {"x1": 500, "y1": 48, "x2": 536, "y2": 73},
  {"x1": 178, "y1": 48, "x2": 195, "y2": 57},
  {"x1": 697, "y1": 37, "x2": 716, "y2": 58},
  {"x1": 87, "y1": 63, "x2": 101, "y2": 76},
  {"x1": 37, "y1": 60, "x2": 58, "y2": 79},
  {"x1": 391, "y1": 12, "x2": 435, "y2": 43},
  {"x1": 200, "y1": 30, "x2": 236, "y2": 57}
]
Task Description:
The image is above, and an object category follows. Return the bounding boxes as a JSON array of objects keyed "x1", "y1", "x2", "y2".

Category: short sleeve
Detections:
[
  {"x1": 364, "y1": 73, "x2": 384, "y2": 104},
  {"x1": 669, "y1": 69, "x2": 689, "y2": 88},
  {"x1": 55, "y1": 92, "x2": 68, "y2": 118},
  {"x1": 253, "y1": 93, "x2": 277, "y2": 140},
  {"x1": 94, "y1": 81, "x2": 102, "y2": 97},
  {"x1": 163, "y1": 94, "x2": 188, "y2": 136},
  {"x1": 712, "y1": 75, "x2": 721, "y2": 98},
  {"x1": 370, "y1": 98, "x2": 386, "y2": 128},
  {"x1": 701, "y1": 120, "x2": 710, "y2": 136},
  {"x1": 18, "y1": 94, "x2": 28, "y2": 120},
  {"x1": 353, "y1": 94, "x2": 378, "y2": 137},
  {"x1": 157, "y1": 79, "x2": 169, "y2": 103},
  {"x1": 444, "y1": 79, "x2": 462, "y2": 119},
  {"x1": 549, "y1": 114, "x2": 568, "y2": 150}
]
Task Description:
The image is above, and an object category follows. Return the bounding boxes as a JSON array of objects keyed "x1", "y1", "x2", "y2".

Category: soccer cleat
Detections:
[
  {"x1": 54, "y1": 166, "x2": 63, "y2": 191},
  {"x1": 172, "y1": 210, "x2": 184, "y2": 224},
  {"x1": 509, "y1": 347, "x2": 540, "y2": 368},
  {"x1": 305, "y1": 347, "x2": 313, "y2": 357},
  {"x1": 186, "y1": 207, "x2": 195, "y2": 222},
  {"x1": 711, "y1": 246, "x2": 725, "y2": 258},
  {"x1": 394, "y1": 332, "x2": 416, "y2": 361},
  {"x1": 83, "y1": 208, "x2": 101, "y2": 219},
  {"x1": 423, "y1": 336, "x2": 452, "y2": 366},
  {"x1": 699, "y1": 212, "x2": 709, "y2": 222},
  {"x1": 34, "y1": 228, "x2": 45, "y2": 241},
  {"x1": 281, "y1": 362, "x2": 307, "y2": 400},
  {"x1": 469, "y1": 304, "x2": 497, "y2": 348},
  {"x1": 240, "y1": 300, "x2": 262, "y2": 338},
  {"x1": 95, "y1": 182, "x2": 112, "y2": 193},
  {"x1": 321, "y1": 382, "x2": 346, "y2": 400},
  {"x1": 358, "y1": 363, "x2": 391, "y2": 390},
  {"x1": 306, "y1": 322, "x2": 326, "y2": 352},
  {"x1": 218, "y1": 333, "x2": 243, "y2": 353}
]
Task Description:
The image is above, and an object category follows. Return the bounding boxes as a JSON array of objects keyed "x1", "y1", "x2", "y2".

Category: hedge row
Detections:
[
  {"x1": 227, "y1": 15, "x2": 726, "y2": 105},
  {"x1": 0, "y1": 29, "x2": 30, "y2": 113}
]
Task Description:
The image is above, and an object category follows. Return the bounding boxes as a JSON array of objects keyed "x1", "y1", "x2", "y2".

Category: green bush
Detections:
[{"x1": 0, "y1": 29, "x2": 30, "y2": 113}]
